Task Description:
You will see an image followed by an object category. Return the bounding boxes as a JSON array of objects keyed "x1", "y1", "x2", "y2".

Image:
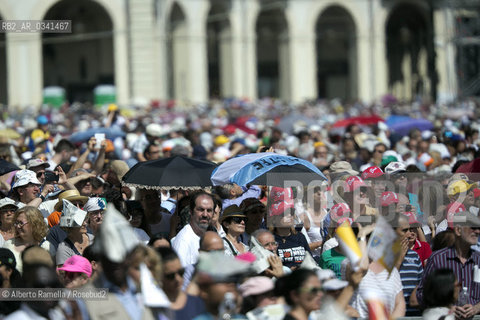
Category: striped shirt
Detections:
[
  {"x1": 416, "y1": 246, "x2": 480, "y2": 306},
  {"x1": 399, "y1": 250, "x2": 423, "y2": 315}
]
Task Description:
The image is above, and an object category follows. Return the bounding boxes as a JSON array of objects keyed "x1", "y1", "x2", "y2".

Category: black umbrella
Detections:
[
  {"x1": 122, "y1": 156, "x2": 218, "y2": 190},
  {"x1": 0, "y1": 159, "x2": 19, "y2": 176}
]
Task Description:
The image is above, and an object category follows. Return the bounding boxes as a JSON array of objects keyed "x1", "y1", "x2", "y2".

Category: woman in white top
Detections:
[
  {"x1": 221, "y1": 205, "x2": 249, "y2": 256},
  {"x1": 3, "y1": 206, "x2": 54, "y2": 273}
]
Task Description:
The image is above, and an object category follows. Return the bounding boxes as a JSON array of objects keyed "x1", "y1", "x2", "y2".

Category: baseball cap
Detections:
[
  {"x1": 330, "y1": 203, "x2": 352, "y2": 222},
  {"x1": 84, "y1": 197, "x2": 106, "y2": 213},
  {"x1": 0, "y1": 248, "x2": 16, "y2": 270},
  {"x1": 239, "y1": 276, "x2": 274, "y2": 297},
  {"x1": 384, "y1": 162, "x2": 407, "y2": 175},
  {"x1": 269, "y1": 200, "x2": 294, "y2": 217},
  {"x1": 403, "y1": 211, "x2": 421, "y2": 227},
  {"x1": 447, "y1": 180, "x2": 477, "y2": 197},
  {"x1": 344, "y1": 176, "x2": 367, "y2": 192},
  {"x1": 361, "y1": 166, "x2": 384, "y2": 180},
  {"x1": 57, "y1": 255, "x2": 92, "y2": 278},
  {"x1": 26, "y1": 158, "x2": 49, "y2": 170},
  {"x1": 380, "y1": 191, "x2": 399, "y2": 207},
  {"x1": 269, "y1": 187, "x2": 294, "y2": 204},
  {"x1": 12, "y1": 170, "x2": 42, "y2": 188}
]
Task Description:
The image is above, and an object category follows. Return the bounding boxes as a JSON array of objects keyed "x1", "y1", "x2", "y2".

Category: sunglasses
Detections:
[
  {"x1": 36, "y1": 171, "x2": 45, "y2": 178},
  {"x1": 230, "y1": 216, "x2": 248, "y2": 224},
  {"x1": 401, "y1": 227, "x2": 417, "y2": 233},
  {"x1": 299, "y1": 286, "x2": 323, "y2": 295},
  {"x1": 164, "y1": 268, "x2": 185, "y2": 280}
]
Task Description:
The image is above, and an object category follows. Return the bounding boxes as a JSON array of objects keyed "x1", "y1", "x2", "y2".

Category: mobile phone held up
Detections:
[{"x1": 44, "y1": 171, "x2": 59, "y2": 183}]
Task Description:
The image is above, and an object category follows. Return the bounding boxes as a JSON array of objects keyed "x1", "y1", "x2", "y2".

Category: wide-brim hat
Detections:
[
  {"x1": 54, "y1": 190, "x2": 88, "y2": 212},
  {"x1": 220, "y1": 205, "x2": 246, "y2": 223}
]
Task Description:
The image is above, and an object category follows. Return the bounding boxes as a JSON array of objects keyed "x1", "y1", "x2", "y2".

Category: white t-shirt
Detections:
[
  {"x1": 171, "y1": 224, "x2": 200, "y2": 267},
  {"x1": 351, "y1": 267, "x2": 403, "y2": 319}
]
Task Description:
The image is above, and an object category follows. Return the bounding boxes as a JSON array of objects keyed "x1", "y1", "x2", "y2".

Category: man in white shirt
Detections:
[{"x1": 171, "y1": 192, "x2": 214, "y2": 267}]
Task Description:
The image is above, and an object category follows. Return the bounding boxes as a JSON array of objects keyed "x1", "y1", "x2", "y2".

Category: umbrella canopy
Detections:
[
  {"x1": 122, "y1": 156, "x2": 218, "y2": 190},
  {"x1": 0, "y1": 159, "x2": 19, "y2": 176},
  {"x1": 332, "y1": 115, "x2": 383, "y2": 128},
  {"x1": 277, "y1": 114, "x2": 317, "y2": 134},
  {"x1": 0, "y1": 128, "x2": 21, "y2": 140},
  {"x1": 211, "y1": 152, "x2": 326, "y2": 187},
  {"x1": 69, "y1": 127, "x2": 126, "y2": 143},
  {"x1": 386, "y1": 116, "x2": 433, "y2": 136}
]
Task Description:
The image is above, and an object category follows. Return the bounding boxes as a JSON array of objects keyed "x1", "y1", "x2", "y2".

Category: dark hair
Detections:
[
  {"x1": 189, "y1": 191, "x2": 214, "y2": 212},
  {"x1": 432, "y1": 229, "x2": 456, "y2": 251},
  {"x1": 82, "y1": 245, "x2": 101, "y2": 263},
  {"x1": 423, "y1": 268, "x2": 456, "y2": 308},
  {"x1": 156, "y1": 247, "x2": 179, "y2": 263},
  {"x1": 54, "y1": 139, "x2": 75, "y2": 153},
  {"x1": 148, "y1": 234, "x2": 171, "y2": 247},
  {"x1": 274, "y1": 269, "x2": 317, "y2": 305},
  {"x1": 143, "y1": 143, "x2": 159, "y2": 159}
]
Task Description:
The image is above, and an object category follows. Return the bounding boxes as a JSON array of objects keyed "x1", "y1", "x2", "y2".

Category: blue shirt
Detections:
[{"x1": 101, "y1": 275, "x2": 144, "y2": 320}]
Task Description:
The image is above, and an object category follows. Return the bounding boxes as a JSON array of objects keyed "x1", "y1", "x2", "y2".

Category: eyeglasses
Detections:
[
  {"x1": 262, "y1": 241, "x2": 278, "y2": 248},
  {"x1": 164, "y1": 268, "x2": 185, "y2": 280},
  {"x1": 299, "y1": 286, "x2": 323, "y2": 295},
  {"x1": 89, "y1": 210, "x2": 104, "y2": 216},
  {"x1": 230, "y1": 216, "x2": 248, "y2": 224},
  {"x1": 14, "y1": 221, "x2": 29, "y2": 228}
]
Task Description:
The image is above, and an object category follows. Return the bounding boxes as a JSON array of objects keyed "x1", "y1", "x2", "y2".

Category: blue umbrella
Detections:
[
  {"x1": 386, "y1": 116, "x2": 433, "y2": 137},
  {"x1": 69, "y1": 127, "x2": 126, "y2": 143},
  {"x1": 211, "y1": 152, "x2": 326, "y2": 187}
]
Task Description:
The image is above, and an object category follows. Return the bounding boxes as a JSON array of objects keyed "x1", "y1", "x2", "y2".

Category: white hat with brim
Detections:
[
  {"x1": 0, "y1": 198, "x2": 23, "y2": 209},
  {"x1": 12, "y1": 170, "x2": 41, "y2": 189},
  {"x1": 323, "y1": 278, "x2": 348, "y2": 291}
]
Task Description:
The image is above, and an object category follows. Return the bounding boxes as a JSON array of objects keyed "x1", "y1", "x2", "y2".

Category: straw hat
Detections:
[{"x1": 54, "y1": 189, "x2": 88, "y2": 212}]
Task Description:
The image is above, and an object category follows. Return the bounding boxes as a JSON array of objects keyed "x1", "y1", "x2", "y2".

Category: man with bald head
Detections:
[
  {"x1": 200, "y1": 231, "x2": 225, "y2": 252},
  {"x1": 183, "y1": 231, "x2": 225, "y2": 291}
]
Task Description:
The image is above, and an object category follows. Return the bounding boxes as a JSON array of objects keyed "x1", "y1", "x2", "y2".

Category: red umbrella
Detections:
[{"x1": 333, "y1": 115, "x2": 384, "y2": 128}]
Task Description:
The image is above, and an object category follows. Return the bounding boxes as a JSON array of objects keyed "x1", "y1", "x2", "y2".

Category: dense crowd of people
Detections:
[{"x1": 0, "y1": 98, "x2": 480, "y2": 319}]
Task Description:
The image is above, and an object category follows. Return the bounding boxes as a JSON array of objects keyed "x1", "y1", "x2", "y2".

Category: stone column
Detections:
[
  {"x1": 7, "y1": 33, "x2": 43, "y2": 108},
  {"x1": 434, "y1": 6, "x2": 457, "y2": 103},
  {"x1": 285, "y1": 2, "x2": 317, "y2": 103},
  {"x1": 182, "y1": 0, "x2": 210, "y2": 103}
]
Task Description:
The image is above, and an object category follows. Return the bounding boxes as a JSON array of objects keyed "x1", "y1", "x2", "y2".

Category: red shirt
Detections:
[{"x1": 412, "y1": 239, "x2": 432, "y2": 267}]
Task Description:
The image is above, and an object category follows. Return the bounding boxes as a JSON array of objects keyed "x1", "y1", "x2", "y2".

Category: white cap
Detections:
[
  {"x1": 83, "y1": 197, "x2": 106, "y2": 213},
  {"x1": 146, "y1": 123, "x2": 164, "y2": 137},
  {"x1": 384, "y1": 162, "x2": 407, "y2": 175},
  {"x1": 0, "y1": 198, "x2": 23, "y2": 209},
  {"x1": 323, "y1": 278, "x2": 349, "y2": 291},
  {"x1": 12, "y1": 170, "x2": 42, "y2": 189}
]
